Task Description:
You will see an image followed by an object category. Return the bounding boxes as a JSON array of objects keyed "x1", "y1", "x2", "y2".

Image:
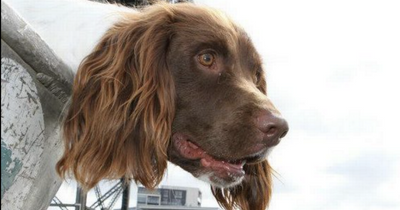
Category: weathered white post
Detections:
[{"x1": 1, "y1": 1, "x2": 74, "y2": 209}]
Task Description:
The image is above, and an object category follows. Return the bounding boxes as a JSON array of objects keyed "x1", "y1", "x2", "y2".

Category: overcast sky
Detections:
[{"x1": 51, "y1": 0, "x2": 400, "y2": 209}]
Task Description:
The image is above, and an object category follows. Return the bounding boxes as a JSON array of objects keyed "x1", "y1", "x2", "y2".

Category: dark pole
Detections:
[
  {"x1": 121, "y1": 179, "x2": 131, "y2": 210},
  {"x1": 76, "y1": 186, "x2": 87, "y2": 210}
]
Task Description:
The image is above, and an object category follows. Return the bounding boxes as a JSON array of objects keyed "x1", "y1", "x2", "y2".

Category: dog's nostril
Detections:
[
  {"x1": 279, "y1": 119, "x2": 289, "y2": 139},
  {"x1": 280, "y1": 130, "x2": 288, "y2": 138}
]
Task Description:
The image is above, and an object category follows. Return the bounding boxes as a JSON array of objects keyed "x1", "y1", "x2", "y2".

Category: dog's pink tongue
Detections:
[
  {"x1": 200, "y1": 155, "x2": 245, "y2": 177},
  {"x1": 173, "y1": 133, "x2": 245, "y2": 177}
]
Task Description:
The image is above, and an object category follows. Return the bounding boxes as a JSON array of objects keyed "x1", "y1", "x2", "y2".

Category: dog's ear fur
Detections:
[
  {"x1": 212, "y1": 161, "x2": 272, "y2": 210},
  {"x1": 56, "y1": 6, "x2": 176, "y2": 190}
]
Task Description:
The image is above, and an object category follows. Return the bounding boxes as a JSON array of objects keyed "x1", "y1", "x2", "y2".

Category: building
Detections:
[{"x1": 132, "y1": 186, "x2": 220, "y2": 210}]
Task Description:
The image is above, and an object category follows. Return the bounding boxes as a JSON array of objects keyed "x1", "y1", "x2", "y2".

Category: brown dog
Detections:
[{"x1": 43, "y1": 2, "x2": 290, "y2": 210}]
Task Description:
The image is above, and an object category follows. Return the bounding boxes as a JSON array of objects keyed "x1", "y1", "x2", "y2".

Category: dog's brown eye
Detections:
[{"x1": 198, "y1": 53, "x2": 214, "y2": 66}]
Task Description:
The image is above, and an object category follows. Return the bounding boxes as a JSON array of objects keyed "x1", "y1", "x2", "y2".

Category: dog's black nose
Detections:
[{"x1": 255, "y1": 110, "x2": 289, "y2": 146}]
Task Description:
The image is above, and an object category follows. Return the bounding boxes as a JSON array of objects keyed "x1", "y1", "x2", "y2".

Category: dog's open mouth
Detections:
[{"x1": 172, "y1": 133, "x2": 266, "y2": 184}]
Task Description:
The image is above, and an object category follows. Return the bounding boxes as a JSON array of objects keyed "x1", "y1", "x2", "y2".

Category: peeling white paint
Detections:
[{"x1": 1, "y1": 58, "x2": 45, "y2": 209}]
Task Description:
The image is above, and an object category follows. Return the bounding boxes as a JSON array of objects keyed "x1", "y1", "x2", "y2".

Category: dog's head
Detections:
[{"x1": 56, "y1": 3, "x2": 288, "y2": 209}]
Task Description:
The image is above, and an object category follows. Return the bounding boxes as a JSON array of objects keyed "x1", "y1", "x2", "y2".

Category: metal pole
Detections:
[
  {"x1": 121, "y1": 179, "x2": 131, "y2": 210},
  {"x1": 76, "y1": 186, "x2": 87, "y2": 210}
]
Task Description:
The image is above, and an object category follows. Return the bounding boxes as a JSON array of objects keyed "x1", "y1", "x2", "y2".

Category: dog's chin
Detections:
[
  {"x1": 168, "y1": 155, "x2": 247, "y2": 188},
  {"x1": 168, "y1": 133, "x2": 274, "y2": 188},
  {"x1": 197, "y1": 171, "x2": 245, "y2": 188}
]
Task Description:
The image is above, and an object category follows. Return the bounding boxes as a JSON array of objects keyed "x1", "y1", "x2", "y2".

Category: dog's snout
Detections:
[{"x1": 255, "y1": 110, "x2": 289, "y2": 146}]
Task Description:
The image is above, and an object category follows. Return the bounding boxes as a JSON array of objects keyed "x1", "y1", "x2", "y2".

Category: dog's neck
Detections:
[{"x1": 5, "y1": 0, "x2": 136, "y2": 72}]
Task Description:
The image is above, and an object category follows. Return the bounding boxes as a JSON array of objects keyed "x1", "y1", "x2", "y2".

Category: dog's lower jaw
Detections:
[
  {"x1": 197, "y1": 171, "x2": 245, "y2": 189},
  {"x1": 168, "y1": 150, "x2": 247, "y2": 189}
]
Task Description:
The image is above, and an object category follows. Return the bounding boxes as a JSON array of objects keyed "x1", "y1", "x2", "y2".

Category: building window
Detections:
[
  {"x1": 138, "y1": 195, "x2": 146, "y2": 204},
  {"x1": 147, "y1": 195, "x2": 160, "y2": 205},
  {"x1": 163, "y1": 190, "x2": 169, "y2": 197},
  {"x1": 174, "y1": 190, "x2": 183, "y2": 198}
]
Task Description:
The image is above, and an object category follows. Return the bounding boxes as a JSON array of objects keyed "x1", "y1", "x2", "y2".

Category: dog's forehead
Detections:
[
  {"x1": 234, "y1": 28, "x2": 262, "y2": 69},
  {"x1": 172, "y1": 6, "x2": 237, "y2": 38},
  {"x1": 170, "y1": 5, "x2": 263, "y2": 70}
]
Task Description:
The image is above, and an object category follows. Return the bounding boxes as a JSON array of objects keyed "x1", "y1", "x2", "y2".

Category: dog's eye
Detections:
[{"x1": 198, "y1": 53, "x2": 215, "y2": 66}]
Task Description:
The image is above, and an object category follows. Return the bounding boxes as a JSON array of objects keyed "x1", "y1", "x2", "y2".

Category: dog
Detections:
[{"x1": 5, "y1": 0, "x2": 289, "y2": 209}]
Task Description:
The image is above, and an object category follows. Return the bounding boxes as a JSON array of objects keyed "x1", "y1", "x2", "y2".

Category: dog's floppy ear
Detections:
[
  {"x1": 212, "y1": 161, "x2": 272, "y2": 210},
  {"x1": 56, "y1": 7, "x2": 176, "y2": 190}
]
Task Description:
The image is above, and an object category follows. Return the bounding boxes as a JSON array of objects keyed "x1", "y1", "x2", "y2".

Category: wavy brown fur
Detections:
[
  {"x1": 56, "y1": 5, "x2": 177, "y2": 190},
  {"x1": 212, "y1": 161, "x2": 272, "y2": 210}
]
